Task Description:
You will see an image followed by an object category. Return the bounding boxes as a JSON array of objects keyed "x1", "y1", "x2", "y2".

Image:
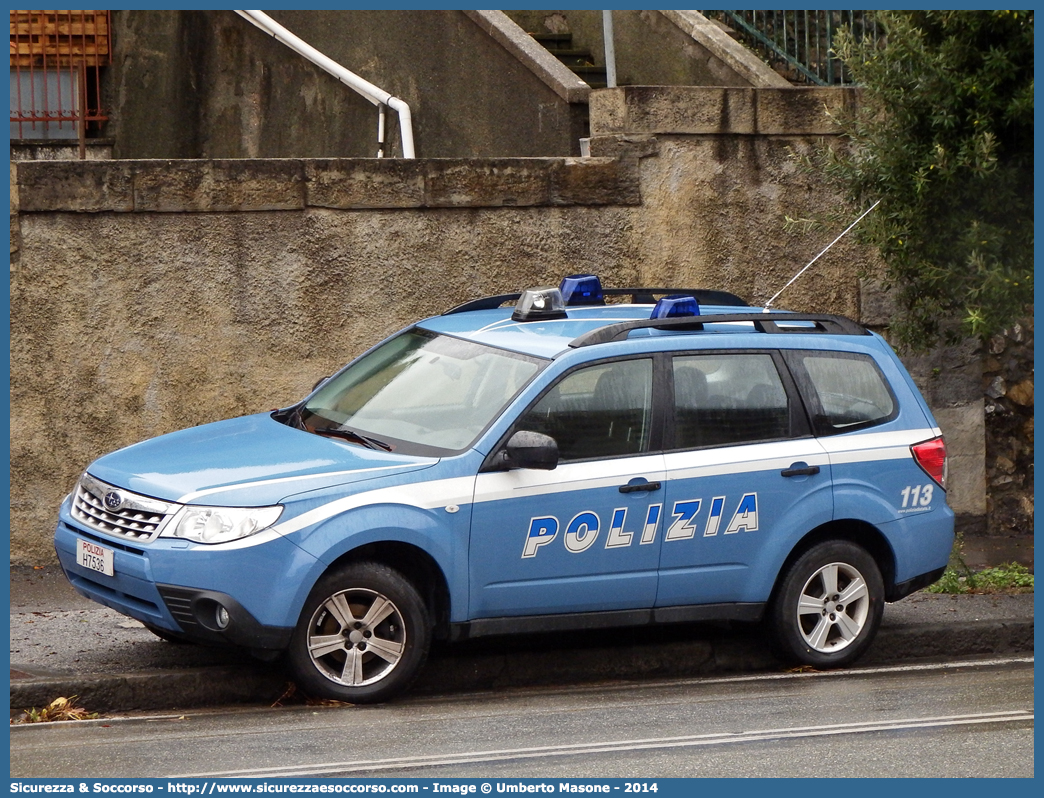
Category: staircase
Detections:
[
  {"x1": 530, "y1": 32, "x2": 608, "y2": 89},
  {"x1": 700, "y1": 10, "x2": 878, "y2": 86}
]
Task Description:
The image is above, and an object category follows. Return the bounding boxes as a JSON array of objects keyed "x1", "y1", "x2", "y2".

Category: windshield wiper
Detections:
[{"x1": 313, "y1": 426, "x2": 393, "y2": 451}]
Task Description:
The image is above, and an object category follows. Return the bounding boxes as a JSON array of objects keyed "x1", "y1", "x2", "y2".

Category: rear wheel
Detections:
[
  {"x1": 288, "y1": 562, "x2": 431, "y2": 704},
  {"x1": 769, "y1": 540, "x2": 884, "y2": 668}
]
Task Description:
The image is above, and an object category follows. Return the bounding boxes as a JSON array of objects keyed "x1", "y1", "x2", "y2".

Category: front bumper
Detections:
[{"x1": 55, "y1": 516, "x2": 318, "y2": 651}]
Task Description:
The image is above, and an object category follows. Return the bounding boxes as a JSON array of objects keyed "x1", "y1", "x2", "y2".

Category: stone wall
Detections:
[
  {"x1": 587, "y1": 86, "x2": 868, "y2": 315},
  {"x1": 100, "y1": 10, "x2": 787, "y2": 161},
  {"x1": 984, "y1": 321, "x2": 1034, "y2": 535},
  {"x1": 586, "y1": 86, "x2": 997, "y2": 536},
  {"x1": 504, "y1": 9, "x2": 789, "y2": 88},
  {"x1": 105, "y1": 10, "x2": 588, "y2": 159},
  {"x1": 9, "y1": 158, "x2": 642, "y2": 563},
  {"x1": 10, "y1": 86, "x2": 1002, "y2": 563}
]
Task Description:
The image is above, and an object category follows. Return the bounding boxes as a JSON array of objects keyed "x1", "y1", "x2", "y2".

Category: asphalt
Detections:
[{"x1": 10, "y1": 535, "x2": 1034, "y2": 716}]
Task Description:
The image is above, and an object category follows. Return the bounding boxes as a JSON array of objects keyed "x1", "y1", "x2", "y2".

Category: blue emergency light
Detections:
[
  {"x1": 651, "y1": 295, "x2": 700, "y2": 319},
  {"x1": 559, "y1": 274, "x2": 605, "y2": 306}
]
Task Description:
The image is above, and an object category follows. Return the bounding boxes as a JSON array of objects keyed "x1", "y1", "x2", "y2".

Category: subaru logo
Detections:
[{"x1": 103, "y1": 491, "x2": 123, "y2": 511}]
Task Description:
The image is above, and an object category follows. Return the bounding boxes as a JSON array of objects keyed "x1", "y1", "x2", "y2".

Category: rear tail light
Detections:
[{"x1": 911, "y1": 436, "x2": 947, "y2": 489}]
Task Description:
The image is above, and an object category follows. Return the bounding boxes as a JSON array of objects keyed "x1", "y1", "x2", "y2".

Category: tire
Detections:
[
  {"x1": 288, "y1": 562, "x2": 431, "y2": 704},
  {"x1": 144, "y1": 623, "x2": 191, "y2": 644},
  {"x1": 769, "y1": 540, "x2": 884, "y2": 668}
]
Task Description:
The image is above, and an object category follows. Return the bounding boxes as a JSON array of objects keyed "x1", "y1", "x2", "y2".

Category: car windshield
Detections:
[{"x1": 298, "y1": 329, "x2": 544, "y2": 455}]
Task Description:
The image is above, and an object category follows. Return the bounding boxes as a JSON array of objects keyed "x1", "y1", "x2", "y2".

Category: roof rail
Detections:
[
  {"x1": 569, "y1": 312, "x2": 870, "y2": 348},
  {"x1": 443, "y1": 287, "x2": 748, "y2": 316}
]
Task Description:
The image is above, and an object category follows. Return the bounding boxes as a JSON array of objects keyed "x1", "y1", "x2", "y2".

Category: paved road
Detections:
[
  {"x1": 11, "y1": 565, "x2": 1036, "y2": 717},
  {"x1": 11, "y1": 656, "x2": 1033, "y2": 779}
]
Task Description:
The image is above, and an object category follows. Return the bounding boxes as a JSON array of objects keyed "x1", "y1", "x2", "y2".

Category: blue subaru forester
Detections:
[{"x1": 55, "y1": 276, "x2": 954, "y2": 703}]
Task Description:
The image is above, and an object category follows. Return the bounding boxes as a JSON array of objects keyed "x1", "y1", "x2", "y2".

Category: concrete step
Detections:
[
  {"x1": 530, "y1": 32, "x2": 572, "y2": 47},
  {"x1": 544, "y1": 50, "x2": 598, "y2": 67},
  {"x1": 529, "y1": 31, "x2": 605, "y2": 88}
]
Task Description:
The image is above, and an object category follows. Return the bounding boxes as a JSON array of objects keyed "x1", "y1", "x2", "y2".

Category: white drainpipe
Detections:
[
  {"x1": 235, "y1": 10, "x2": 415, "y2": 158},
  {"x1": 602, "y1": 10, "x2": 617, "y2": 88}
]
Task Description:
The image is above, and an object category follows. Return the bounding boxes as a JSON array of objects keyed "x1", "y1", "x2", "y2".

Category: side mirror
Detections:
[
  {"x1": 503, "y1": 430, "x2": 558, "y2": 471},
  {"x1": 311, "y1": 375, "x2": 330, "y2": 392}
]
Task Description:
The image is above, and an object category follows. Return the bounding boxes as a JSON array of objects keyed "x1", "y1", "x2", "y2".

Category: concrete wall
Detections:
[
  {"x1": 505, "y1": 9, "x2": 788, "y2": 88},
  {"x1": 586, "y1": 87, "x2": 986, "y2": 532},
  {"x1": 9, "y1": 158, "x2": 641, "y2": 563},
  {"x1": 105, "y1": 10, "x2": 588, "y2": 159},
  {"x1": 10, "y1": 141, "x2": 113, "y2": 162},
  {"x1": 101, "y1": 10, "x2": 787, "y2": 161},
  {"x1": 587, "y1": 86, "x2": 866, "y2": 313},
  {"x1": 9, "y1": 86, "x2": 987, "y2": 563}
]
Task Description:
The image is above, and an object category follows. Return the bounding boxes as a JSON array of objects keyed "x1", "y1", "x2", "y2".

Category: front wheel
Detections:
[
  {"x1": 288, "y1": 562, "x2": 431, "y2": 704},
  {"x1": 769, "y1": 540, "x2": 884, "y2": 668}
]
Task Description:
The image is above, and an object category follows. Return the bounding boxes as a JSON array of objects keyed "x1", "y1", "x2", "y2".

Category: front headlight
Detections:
[{"x1": 161, "y1": 505, "x2": 283, "y2": 545}]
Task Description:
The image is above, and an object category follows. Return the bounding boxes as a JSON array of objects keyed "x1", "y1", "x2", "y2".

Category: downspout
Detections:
[
  {"x1": 602, "y1": 10, "x2": 617, "y2": 88},
  {"x1": 235, "y1": 10, "x2": 415, "y2": 158}
]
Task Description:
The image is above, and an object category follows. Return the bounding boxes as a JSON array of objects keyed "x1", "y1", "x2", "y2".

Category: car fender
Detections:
[
  {"x1": 832, "y1": 480, "x2": 909, "y2": 525},
  {"x1": 278, "y1": 479, "x2": 475, "y2": 624}
]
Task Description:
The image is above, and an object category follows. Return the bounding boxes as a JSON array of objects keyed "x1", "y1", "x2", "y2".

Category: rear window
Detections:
[{"x1": 800, "y1": 353, "x2": 896, "y2": 433}]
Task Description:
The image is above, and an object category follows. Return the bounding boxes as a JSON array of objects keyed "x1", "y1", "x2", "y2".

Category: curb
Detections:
[
  {"x1": 10, "y1": 666, "x2": 287, "y2": 718},
  {"x1": 10, "y1": 618, "x2": 1034, "y2": 716},
  {"x1": 863, "y1": 618, "x2": 1035, "y2": 664}
]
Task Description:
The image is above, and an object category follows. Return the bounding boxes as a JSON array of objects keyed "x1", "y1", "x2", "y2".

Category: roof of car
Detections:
[{"x1": 418, "y1": 302, "x2": 869, "y2": 359}]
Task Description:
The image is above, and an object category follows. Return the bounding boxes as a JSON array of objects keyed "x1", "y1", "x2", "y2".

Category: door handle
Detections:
[
  {"x1": 781, "y1": 465, "x2": 820, "y2": 478},
  {"x1": 619, "y1": 480, "x2": 662, "y2": 494}
]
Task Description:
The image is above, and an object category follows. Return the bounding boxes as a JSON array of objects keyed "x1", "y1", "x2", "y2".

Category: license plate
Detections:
[{"x1": 76, "y1": 538, "x2": 114, "y2": 576}]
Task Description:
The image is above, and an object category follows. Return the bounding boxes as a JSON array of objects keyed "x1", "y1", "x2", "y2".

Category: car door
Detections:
[
  {"x1": 656, "y1": 350, "x2": 833, "y2": 612},
  {"x1": 470, "y1": 356, "x2": 667, "y2": 619}
]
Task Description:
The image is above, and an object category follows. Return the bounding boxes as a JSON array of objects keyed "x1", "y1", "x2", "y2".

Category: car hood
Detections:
[{"x1": 87, "y1": 413, "x2": 438, "y2": 506}]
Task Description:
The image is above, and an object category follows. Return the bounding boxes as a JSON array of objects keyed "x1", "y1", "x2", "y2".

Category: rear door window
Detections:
[
  {"x1": 790, "y1": 352, "x2": 897, "y2": 434},
  {"x1": 671, "y1": 352, "x2": 798, "y2": 449}
]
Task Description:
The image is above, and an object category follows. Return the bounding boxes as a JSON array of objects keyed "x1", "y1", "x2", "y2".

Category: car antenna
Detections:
[{"x1": 763, "y1": 200, "x2": 881, "y2": 310}]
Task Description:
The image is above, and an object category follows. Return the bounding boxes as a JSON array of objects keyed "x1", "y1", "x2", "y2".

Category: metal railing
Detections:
[
  {"x1": 235, "y1": 9, "x2": 415, "y2": 158},
  {"x1": 701, "y1": 10, "x2": 879, "y2": 85},
  {"x1": 10, "y1": 10, "x2": 111, "y2": 156}
]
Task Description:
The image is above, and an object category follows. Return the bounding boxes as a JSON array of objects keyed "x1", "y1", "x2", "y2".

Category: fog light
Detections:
[{"x1": 215, "y1": 605, "x2": 230, "y2": 629}]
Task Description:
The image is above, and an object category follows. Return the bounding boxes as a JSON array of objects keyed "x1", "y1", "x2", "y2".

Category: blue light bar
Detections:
[
  {"x1": 559, "y1": 274, "x2": 604, "y2": 306},
  {"x1": 651, "y1": 295, "x2": 700, "y2": 319}
]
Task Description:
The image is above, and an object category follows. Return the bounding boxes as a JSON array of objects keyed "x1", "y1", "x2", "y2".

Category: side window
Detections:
[
  {"x1": 672, "y1": 353, "x2": 791, "y2": 448},
  {"x1": 801, "y1": 353, "x2": 896, "y2": 432},
  {"x1": 515, "y1": 358, "x2": 653, "y2": 461}
]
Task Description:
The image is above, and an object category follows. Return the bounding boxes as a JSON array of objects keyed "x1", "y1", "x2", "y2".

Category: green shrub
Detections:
[{"x1": 927, "y1": 561, "x2": 1034, "y2": 594}]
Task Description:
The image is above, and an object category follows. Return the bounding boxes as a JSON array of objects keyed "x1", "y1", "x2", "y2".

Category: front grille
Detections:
[
  {"x1": 71, "y1": 474, "x2": 178, "y2": 543},
  {"x1": 73, "y1": 527, "x2": 146, "y2": 556}
]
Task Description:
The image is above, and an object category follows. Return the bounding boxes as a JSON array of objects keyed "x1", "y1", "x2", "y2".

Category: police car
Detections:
[{"x1": 54, "y1": 275, "x2": 954, "y2": 703}]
